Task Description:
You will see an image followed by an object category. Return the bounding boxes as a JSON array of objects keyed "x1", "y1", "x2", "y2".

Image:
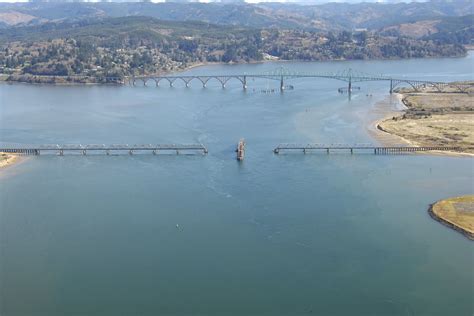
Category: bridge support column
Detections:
[
  {"x1": 348, "y1": 77, "x2": 352, "y2": 98},
  {"x1": 280, "y1": 75, "x2": 284, "y2": 92},
  {"x1": 59, "y1": 149, "x2": 64, "y2": 156},
  {"x1": 243, "y1": 76, "x2": 247, "y2": 90},
  {"x1": 390, "y1": 79, "x2": 393, "y2": 94},
  {"x1": 82, "y1": 149, "x2": 86, "y2": 155}
]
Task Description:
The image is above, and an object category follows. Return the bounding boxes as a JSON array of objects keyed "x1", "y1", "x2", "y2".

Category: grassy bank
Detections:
[
  {"x1": 377, "y1": 83, "x2": 474, "y2": 154},
  {"x1": 429, "y1": 195, "x2": 474, "y2": 240}
]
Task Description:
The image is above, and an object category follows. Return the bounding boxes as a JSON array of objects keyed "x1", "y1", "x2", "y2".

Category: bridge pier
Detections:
[
  {"x1": 82, "y1": 149, "x2": 86, "y2": 155},
  {"x1": 348, "y1": 76, "x2": 352, "y2": 99},
  {"x1": 59, "y1": 149, "x2": 64, "y2": 156},
  {"x1": 243, "y1": 75, "x2": 247, "y2": 90},
  {"x1": 390, "y1": 79, "x2": 393, "y2": 94},
  {"x1": 280, "y1": 75, "x2": 284, "y2": 92}
]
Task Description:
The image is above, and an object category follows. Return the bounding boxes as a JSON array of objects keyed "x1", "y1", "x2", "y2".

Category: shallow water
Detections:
[{"x1": 1, "y1": 54, "x2": 473, "y2": 316}]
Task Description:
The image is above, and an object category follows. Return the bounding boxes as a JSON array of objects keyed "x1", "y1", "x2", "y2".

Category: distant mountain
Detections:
[
  {"x1": 423, "y1": 15, "x2": 474, "y2": 44},
  {"x1": 378, "y1": 14, "x2": 473, "y2": 45},
  {"x1": 0, "y1": 0, "x2": 472, "y2": 31}
]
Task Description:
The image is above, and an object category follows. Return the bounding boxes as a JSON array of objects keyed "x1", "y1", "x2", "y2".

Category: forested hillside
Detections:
[{"x1": 0, "y1": 16, "x2": 466, "y2": 83}]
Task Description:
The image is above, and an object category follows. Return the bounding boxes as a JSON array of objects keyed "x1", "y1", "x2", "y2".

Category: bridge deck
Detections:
[
  {"x1": 273, "y1": 144, "x2": 462, "y2": 154},
  {"x1": 130, "y1": 67, "x2": 473, "y2": 93},
  {"x1": 0, "y1": 144, "x2": 208, "y2": 155}
]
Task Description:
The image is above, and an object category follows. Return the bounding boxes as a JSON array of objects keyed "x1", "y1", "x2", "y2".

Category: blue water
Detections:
[{"x1": 0, "y1": 54, "x2": 473, "y2": 316}]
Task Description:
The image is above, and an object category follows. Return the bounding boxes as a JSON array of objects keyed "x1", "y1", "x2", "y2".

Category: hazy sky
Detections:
[{"x1": 0, "y1": 0, "x2": 411, "y2": 3}]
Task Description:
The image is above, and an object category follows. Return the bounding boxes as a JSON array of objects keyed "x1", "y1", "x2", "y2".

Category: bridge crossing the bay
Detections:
[
  {"x1": 0, "y1": 144, "x2": 208, "y2": 155},
  {"x1": 130, "y1": 67, "x2": 473, "y2": 94},
  {"x1": 0, "y1": 143, "x2": 466, "y2": 156},
  {"x1": 272, "y1": 144, "x2": 464, "y2": 154}
]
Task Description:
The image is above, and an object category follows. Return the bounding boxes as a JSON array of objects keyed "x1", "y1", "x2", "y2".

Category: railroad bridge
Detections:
[
  {"x1": 0, "y1": 144, "x2": 208, "y2": 155},
  {"x1": 129, "y1": 67, "x2": 473, "y2": 94},
  {"x1": 273, "y1": 144, "x2": 465, "y2": 154}
]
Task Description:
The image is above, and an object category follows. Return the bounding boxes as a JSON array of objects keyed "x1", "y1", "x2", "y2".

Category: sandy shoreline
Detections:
[
  {"x1": 0, "y1": 152, "x2": 20, "y2": 169},
  {"x1": 368, "y1": 93, "x2": 408, "y2": 144},
  {"x1": 369, "y1": 93, "x2": 474, "y2": 157}
]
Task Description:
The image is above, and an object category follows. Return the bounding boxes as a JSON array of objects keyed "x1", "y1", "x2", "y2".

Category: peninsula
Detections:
[
  {"x1": 378, "y1": 83, "x2": 474, "y2": 154},
  {"x1": 429, "y1": 195, "x2": 474, "y2": 240}
]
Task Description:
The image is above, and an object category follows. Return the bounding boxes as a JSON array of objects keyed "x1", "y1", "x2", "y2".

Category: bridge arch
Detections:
[
  {"x1": 178, "y1": 77, "x2": 194, "y2": 87},
  {"x1": 196, "y1": 77, "x2": 211, "y2": 88},
  {"x1": 452, "y1": 84, "x2": 469, "y2": 93},
  {"x1": 391, "y1": 80, "x2": 420, "y2": 92},
  {"x1": 152, "y1": 78, "x2": 164, "y2": 86}
]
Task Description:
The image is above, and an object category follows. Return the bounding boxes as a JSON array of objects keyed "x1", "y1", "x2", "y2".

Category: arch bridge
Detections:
[{"x1": 129, "y1": 67, "x2": 472, "y2": 94}]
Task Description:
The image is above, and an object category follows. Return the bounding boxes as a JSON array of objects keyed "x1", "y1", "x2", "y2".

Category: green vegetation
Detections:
[{"x1": 0, "y1": 16, "x2": 467, "y2": 83}]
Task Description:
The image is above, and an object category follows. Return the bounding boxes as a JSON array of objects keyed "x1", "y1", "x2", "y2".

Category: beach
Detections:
[
  {"x1": 0, "y1": 152, "x2": 19, "y2": 169},
  {"x1": 371, "y1": 85, "x2": 474, "y2": 156}
]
